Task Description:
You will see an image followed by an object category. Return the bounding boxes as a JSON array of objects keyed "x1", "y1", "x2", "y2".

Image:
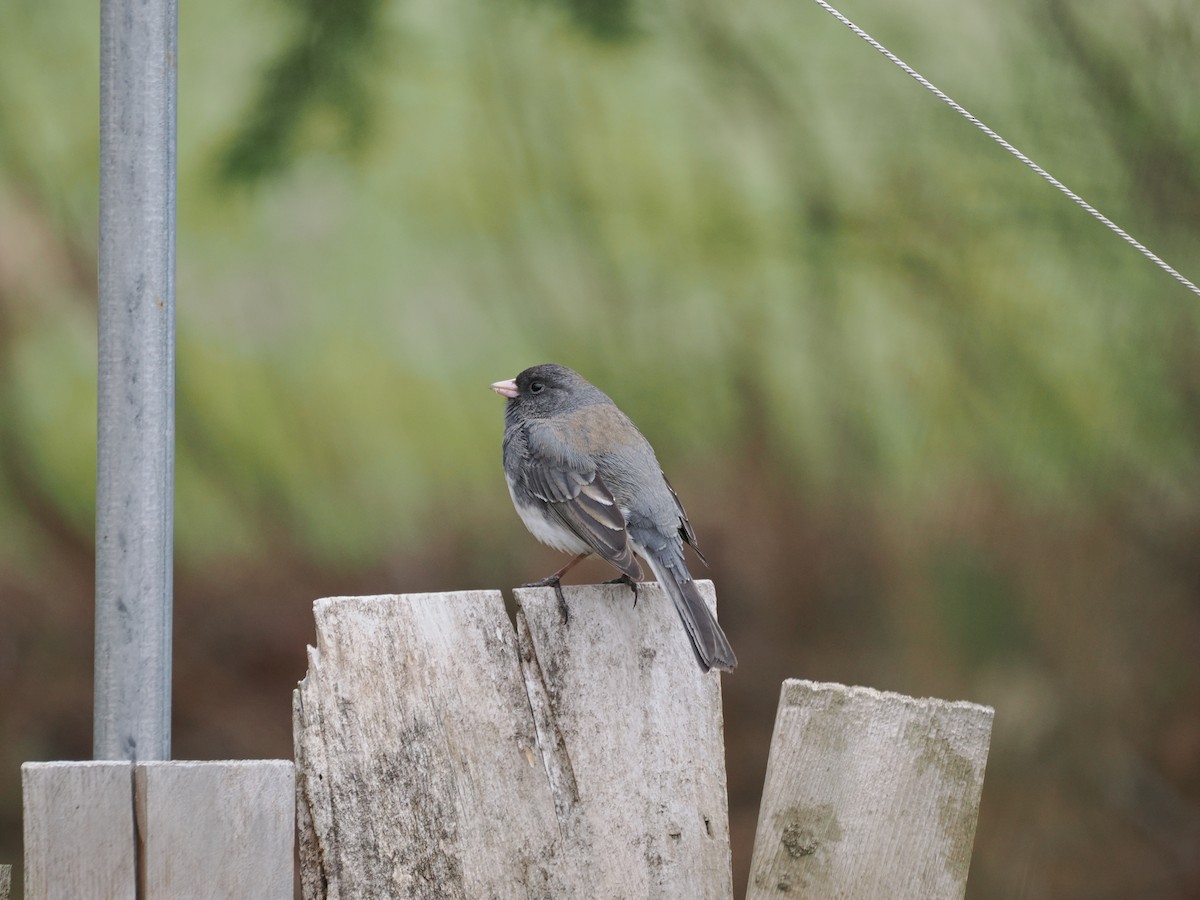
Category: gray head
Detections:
[{"x1": 491, "y1": 364, "x2": 611, "y2": 424}]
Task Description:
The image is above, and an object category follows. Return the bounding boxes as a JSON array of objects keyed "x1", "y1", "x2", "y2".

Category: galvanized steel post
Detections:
[{"x1": 95, "y1": 0, "x2": 177, "y2": 761}]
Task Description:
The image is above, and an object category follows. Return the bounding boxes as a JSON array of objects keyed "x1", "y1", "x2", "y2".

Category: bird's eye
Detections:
[{"x1": 530, "y1": 381, "x2": 545, "y2": 393}]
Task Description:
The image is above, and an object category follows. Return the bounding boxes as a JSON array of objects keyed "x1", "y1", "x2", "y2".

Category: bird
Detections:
[{"x1": 491, "y1": 363, "x2": 736, "y2": 672}]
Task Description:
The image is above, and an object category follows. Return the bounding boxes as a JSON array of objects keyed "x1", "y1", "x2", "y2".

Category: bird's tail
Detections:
[{"x1": 644, "y1": 553, "x2": 737, "y2": 672}]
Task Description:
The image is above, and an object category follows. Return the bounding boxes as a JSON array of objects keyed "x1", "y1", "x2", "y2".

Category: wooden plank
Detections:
[
  {"x1": 746, "y1": 680, "x2": 994, "y2": 900},
  {"x1": 515, "y1": 580, "x2": 734, "y2": 900},
  {"x1": 294, "y1": 592, "x2": 565, "y2": 900},
  {"x1": 21, "y1": 761, "x2": 136, "y2": 900},
  {"x1": 136, "y1": 760, "x2": 294, "y2": 899}
]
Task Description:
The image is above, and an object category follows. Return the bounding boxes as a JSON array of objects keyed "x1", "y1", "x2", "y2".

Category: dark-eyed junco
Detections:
[{"x1": 491, "y1": 363, "x2": 736, "y2": 672}]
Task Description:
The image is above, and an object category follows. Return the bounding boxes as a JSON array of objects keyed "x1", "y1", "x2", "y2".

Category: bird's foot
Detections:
[
  {"x1": 521, "y1": 574, "x2": 569, "y2": 624},
  {"x1": 606, "y1": 573, "x2": 640, "y2": 607}
]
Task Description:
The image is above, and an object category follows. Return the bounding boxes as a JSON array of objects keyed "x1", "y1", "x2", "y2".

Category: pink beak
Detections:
[{"x1": 490, "y1": 378, "x2": 519, "y2": 399}]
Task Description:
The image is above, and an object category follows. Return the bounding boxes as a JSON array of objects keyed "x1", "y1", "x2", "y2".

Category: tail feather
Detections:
[{"x1": 643, "y1": 553, "x2": 737, "y2": 672}]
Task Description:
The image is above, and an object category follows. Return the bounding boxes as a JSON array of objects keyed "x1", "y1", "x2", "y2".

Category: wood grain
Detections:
[
  {"x1": 22, "y1": 761, "x2": 136, "y2": 900},
  {"x1": 516, "y1": 580, "x2": 733, "y2": 900},
  {"x1": 136, "y1": 760, "x2": 294, "y2": 899},
  {"x1": 294, "y1": 584, "x2": 734, "y2": 899},
  {"x1": 23, "y1": 760, "x2": 292, "y2": 899},
  {"x1": 746, "y1": 679, "x2": 994, "y2": 900},
  {"x1": 295, "y1": 591, "x2": 564, "y2": 899}
]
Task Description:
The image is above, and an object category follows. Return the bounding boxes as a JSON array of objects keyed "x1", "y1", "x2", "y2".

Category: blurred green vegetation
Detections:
[{"x1": 2, "y1": 0, "x2": 1199, "y2": 896}]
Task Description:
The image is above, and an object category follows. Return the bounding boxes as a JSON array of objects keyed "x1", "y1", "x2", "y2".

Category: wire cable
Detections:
[{"x1": 811, "y1": 0, "x2": 1200, "y2": 299}]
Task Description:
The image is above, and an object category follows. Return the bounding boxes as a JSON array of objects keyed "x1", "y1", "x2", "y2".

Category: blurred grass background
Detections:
[{"x1": 2, "y1": 0, "x2": 1200, "y2": 895}]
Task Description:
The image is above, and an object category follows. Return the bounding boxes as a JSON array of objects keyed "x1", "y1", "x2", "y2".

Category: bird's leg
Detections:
[
  {"x1": 605, "y1": 573, "x2": 640, "y2": 607},
  {"x1": 521, "y1": 553, "x2": 589, "y2": 623}
]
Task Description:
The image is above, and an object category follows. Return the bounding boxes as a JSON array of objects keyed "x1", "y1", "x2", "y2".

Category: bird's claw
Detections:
[
  {"x1": 521, "y1": 575, "x2": 569, "y2": 624},
  {"x1": 606, "y1": 573, "x2": 640, "y2": 607}
]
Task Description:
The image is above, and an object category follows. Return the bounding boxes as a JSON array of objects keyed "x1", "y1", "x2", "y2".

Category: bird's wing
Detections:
[
  {"x1": 662, "y1": 472, "x2": 707, "y2": 566},
  {"x1": 520, "y1": 429, "x2": 642, "y2": 580}
]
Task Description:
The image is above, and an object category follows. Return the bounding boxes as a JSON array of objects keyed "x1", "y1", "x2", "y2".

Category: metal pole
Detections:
[{"x1": 95, "y1": 0, "x2": 177, "y2": 761}]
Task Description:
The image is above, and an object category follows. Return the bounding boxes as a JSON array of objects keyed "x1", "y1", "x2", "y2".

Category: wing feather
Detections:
[{"x1": 519, "y1": 454, "x2": 641, "y2": 579}]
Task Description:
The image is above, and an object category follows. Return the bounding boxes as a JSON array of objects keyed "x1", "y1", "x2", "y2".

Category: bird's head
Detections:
[{"x1": 491, "y1": 364, "x2": 607, "y2": 421}]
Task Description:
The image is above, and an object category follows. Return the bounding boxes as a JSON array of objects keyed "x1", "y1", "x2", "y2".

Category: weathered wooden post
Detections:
[
  {"x1": 22, "y1": 763, "x2": 135, "y2": 898},
  {"x1": 294, "y1": 582, "x2": 733, "y2": 899},
  {"x1": 22, "y1": 760, "x2": 295, "y2": 899},
  {"x1": 746, "y1": 680, "x2": 993, "y2": 899}
]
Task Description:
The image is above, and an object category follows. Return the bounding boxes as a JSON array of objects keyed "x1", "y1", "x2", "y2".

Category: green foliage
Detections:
[
  {"x1": 218, "y1": 0, "x2": 387, "y2": 184},
  {"x1": 2, "y1": 0, "x2": 1199, "y2": 568}
]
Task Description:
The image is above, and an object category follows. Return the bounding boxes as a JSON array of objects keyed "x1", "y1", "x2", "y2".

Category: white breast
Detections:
[{"x1": 506, "y1": 475, "x2": 592, "y2": 555}]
